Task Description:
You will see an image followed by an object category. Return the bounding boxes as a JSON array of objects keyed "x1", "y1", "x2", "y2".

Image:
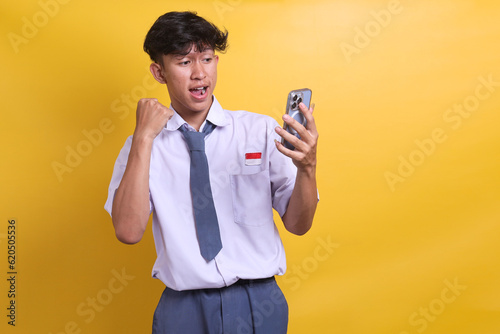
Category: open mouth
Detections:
[{"x1": 189, "y1": 86, "x2": 208, "y2": 97}]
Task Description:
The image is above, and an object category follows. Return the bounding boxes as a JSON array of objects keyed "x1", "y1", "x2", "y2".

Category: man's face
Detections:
[{"x1": 160, "y1": 47, "x2": 219, "y2": 120}]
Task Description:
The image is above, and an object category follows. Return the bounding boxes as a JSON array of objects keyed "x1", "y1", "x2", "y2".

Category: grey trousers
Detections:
[{"x1": 152, "y1": 277, "x2": 288, "y2": 334}]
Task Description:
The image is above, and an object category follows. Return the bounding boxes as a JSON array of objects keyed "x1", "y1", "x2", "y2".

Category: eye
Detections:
[
  {"x1": 179, "y1": 60, "x2": 190, "y2": 66},
  {"x1": 202, "y1": 57, "x2": 212, "y2": 63}
]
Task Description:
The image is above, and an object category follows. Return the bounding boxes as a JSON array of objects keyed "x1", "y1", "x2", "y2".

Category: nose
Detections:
[{"x1": 191, "y1": 61, "x2": 206, "y2": 80}]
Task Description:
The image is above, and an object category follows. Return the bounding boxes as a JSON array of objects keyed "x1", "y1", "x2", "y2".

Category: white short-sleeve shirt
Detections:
[{"x1": 105, "y1": 96, "x2": 297, "y2": 291}]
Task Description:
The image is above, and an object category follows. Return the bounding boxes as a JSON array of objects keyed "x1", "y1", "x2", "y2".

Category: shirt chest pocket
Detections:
[{"x1": 229, "y1": 169, "x2": 273, "y2": 226}]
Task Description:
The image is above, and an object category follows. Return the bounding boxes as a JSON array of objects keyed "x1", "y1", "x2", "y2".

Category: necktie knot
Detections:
[{"x1": 179, "y1": 122, "x2": 216, "y2": 152}]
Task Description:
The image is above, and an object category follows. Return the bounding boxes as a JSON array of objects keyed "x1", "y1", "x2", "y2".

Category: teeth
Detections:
[{"x1": 191, "y1": 87, "x2": 207, "y2": 95}]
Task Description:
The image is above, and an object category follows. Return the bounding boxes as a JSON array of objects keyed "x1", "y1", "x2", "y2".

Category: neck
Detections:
[
  {"x1": 179, "y1": 111, "x2": 208, "y2": 132},
  {"x1": 173, "y1": 102, "x2": 212, "y2": 132}
]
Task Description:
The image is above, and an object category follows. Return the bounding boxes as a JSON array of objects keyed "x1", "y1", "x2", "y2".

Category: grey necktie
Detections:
[{"x1": 179, "y1": 121, "x2": 222, "y2": 261}]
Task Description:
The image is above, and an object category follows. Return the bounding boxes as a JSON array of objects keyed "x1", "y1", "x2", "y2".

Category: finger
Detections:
[
  {"x1": 274, "y1": 137, "x2": 303, "y2": 160},
  {"x1": 282, "y1": 113, "x2": 313, "y2": 146},
  {"x1": 165, "y1": 108, "x2": 175, "y2": 121},
  {"x1": 300, "y1": 102, "x2": 315, "y2": 114},
  {"x1": 275, "y1": 126, "x2": 306, "y2": 152},
  {"x1": 282, "y1": 113, "x2": 306, "y2": 134},
  {"x1": 298, "y1": 102, "x2": 318, "y2": 135}
]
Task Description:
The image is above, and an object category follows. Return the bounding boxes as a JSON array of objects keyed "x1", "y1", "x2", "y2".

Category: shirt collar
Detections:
[{"x1": 166, "y1": 95, "x2": 229, "y2": 131}]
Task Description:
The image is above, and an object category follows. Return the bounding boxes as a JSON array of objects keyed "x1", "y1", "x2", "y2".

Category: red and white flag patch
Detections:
[{"x1": 245, "y1": 152, "x2": 262, "y2": 166}]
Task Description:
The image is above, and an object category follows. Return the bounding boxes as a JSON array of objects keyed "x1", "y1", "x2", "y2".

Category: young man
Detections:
[{"x1": 105, "y1": 11, "x2": 318, "y2": 334}]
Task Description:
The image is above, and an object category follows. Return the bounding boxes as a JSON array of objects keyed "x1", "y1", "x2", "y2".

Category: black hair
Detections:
[{"x1": 143, "y1": 11, "x2": 228, "y2": 63}]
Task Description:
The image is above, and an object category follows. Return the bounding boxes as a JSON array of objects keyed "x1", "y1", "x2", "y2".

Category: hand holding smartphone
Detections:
[{"x1": 281, "y1": 88, "x2": 312, "y2": 150}]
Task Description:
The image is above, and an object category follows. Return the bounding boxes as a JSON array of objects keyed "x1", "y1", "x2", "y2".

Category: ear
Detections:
[{"x1": 150, "y1": 62, "x2": 167, "y2": 84}]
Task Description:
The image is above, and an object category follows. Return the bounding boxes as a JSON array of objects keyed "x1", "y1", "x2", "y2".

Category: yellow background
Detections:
[{"x1": 1, "y1": 0, "x2": 500, "y2": 333}]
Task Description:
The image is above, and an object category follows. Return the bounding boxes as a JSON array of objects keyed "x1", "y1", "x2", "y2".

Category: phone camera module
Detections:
[{"x1": 290, "y1": 92, "x2": 303, "y2": 110}]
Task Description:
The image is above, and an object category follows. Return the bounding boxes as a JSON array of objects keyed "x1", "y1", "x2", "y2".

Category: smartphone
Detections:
[{"x1": 282, "y1": 88, "x2": 312, "y2": 150}]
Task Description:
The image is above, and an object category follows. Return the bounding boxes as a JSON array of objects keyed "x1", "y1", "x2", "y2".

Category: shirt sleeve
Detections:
[{"x1": 103, "y1": 136, "x2": 153, "y2": 216}]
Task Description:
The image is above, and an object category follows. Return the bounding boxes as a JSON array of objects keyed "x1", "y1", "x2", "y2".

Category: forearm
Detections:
[
  {"x1": 112, "y1": 135, "x2": 153, "y2": 244},
  {"x1": 274, "y1": 100, "x2": 318, "y2": 235},
  {"x1": 282, "y1": 166, "x2": 318, "y2": 235}
]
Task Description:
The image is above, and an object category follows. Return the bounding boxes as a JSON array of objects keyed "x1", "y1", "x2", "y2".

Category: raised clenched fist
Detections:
[{"x1": 134, "y1": 98, "x2": 174, "y2": 140}]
